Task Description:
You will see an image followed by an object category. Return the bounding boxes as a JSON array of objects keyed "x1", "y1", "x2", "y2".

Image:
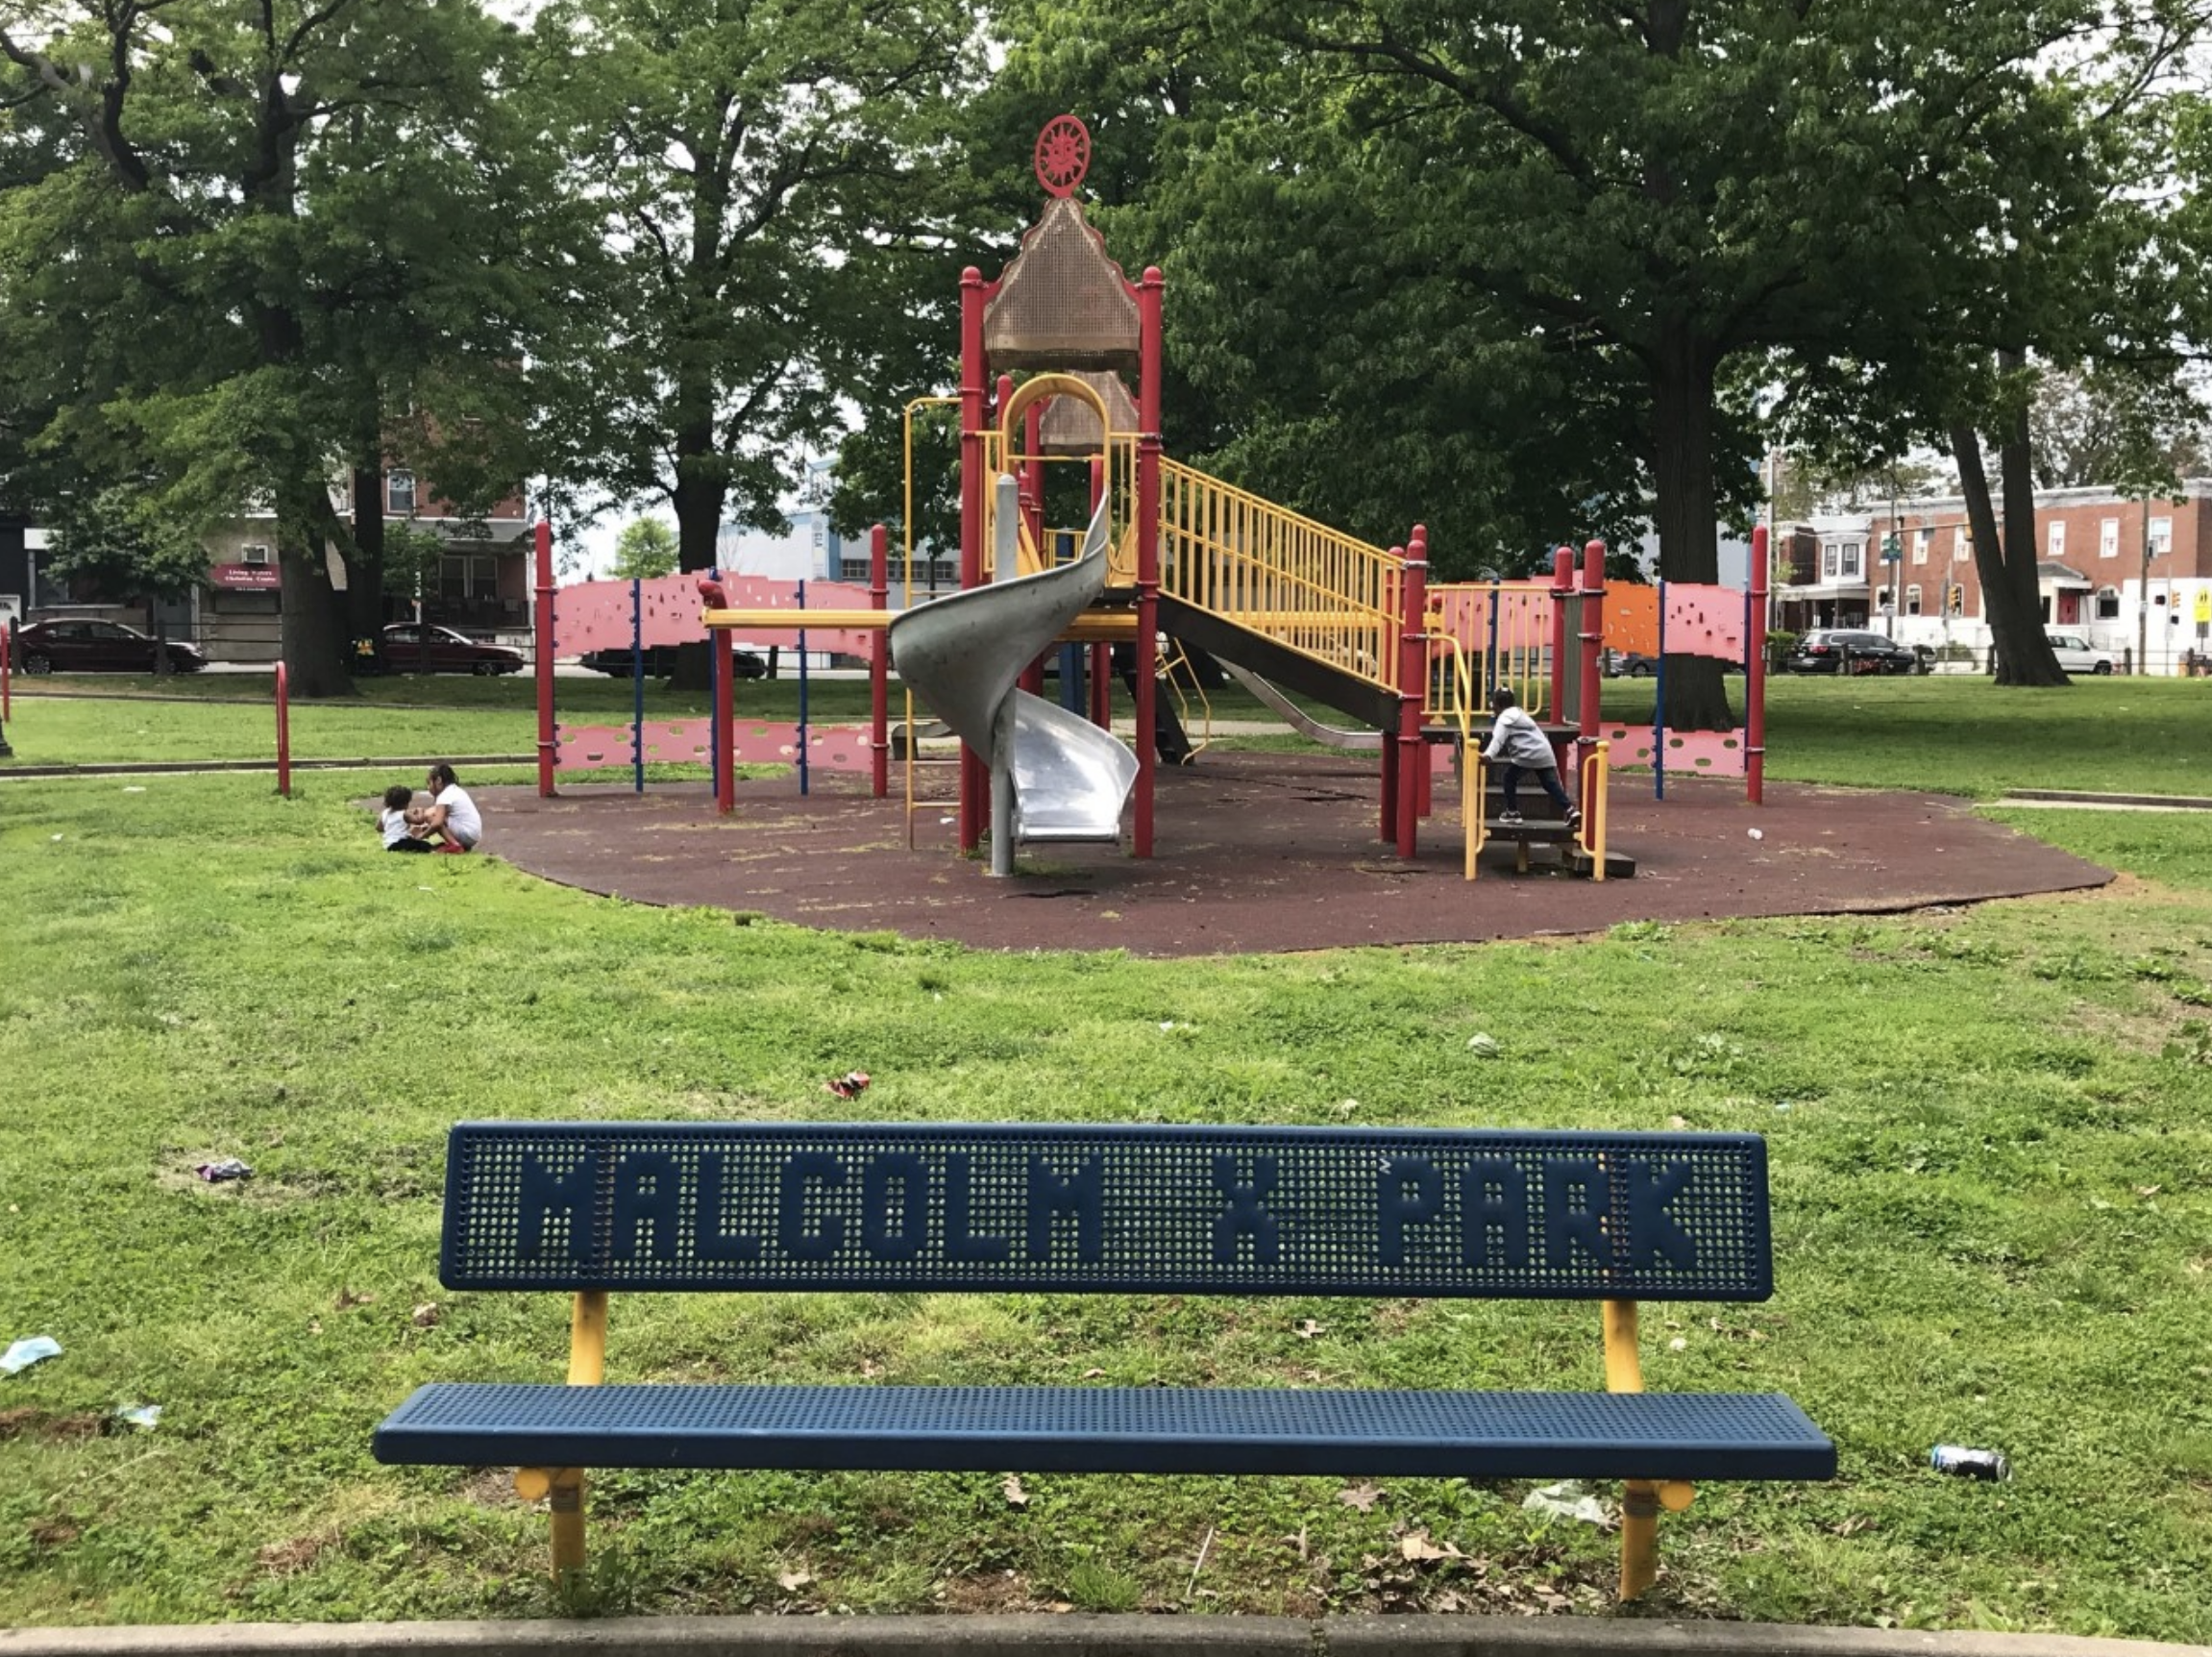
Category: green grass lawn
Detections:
[{"x1": 2, "y1": 690, "x2": 2211, "y2": 1635}]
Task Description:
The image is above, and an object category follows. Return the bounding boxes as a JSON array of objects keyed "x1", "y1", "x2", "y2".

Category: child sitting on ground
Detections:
[
  {"x1": 1478, "y1": 684, "x2": 1581, "y2": 829},
  {"x1": 380, "y1": 783, "x2": 434, "y2": 853}
]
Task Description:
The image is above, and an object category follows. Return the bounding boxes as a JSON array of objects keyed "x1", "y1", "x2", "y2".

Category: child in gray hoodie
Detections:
[{"x1": 1478, "y1": 685, "x2": 1579, "y2": 828}]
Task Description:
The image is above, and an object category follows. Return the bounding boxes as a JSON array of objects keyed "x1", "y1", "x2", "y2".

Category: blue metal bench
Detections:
[{"x1": 373, "y1": 1123, "x2": 1832, "y2": 1599}]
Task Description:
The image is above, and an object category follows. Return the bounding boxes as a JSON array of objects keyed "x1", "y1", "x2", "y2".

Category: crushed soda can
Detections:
[
  {"x1": 823, "y1": 1071, "x2": 872, "y2": 1101},
  {"x1": 1929, "y1": 1445, "x2": 2010, "y2": 1481},
  {"x1": 195, "y1": 1158, "x2": 254, "y2": 1183}
]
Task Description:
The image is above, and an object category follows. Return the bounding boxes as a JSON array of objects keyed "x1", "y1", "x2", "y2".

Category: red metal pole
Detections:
[
  {"x1": 533, "y1": 519, "x2": 556, "y2": 798},
  {"x1": 1134, "y1": 266, "x2": 1165, "y2": 858},
  {"x1": 1, "y1": 620, "x2": 11, "y2": 720},
  {"x1": 1020, "y1": 399, "x2": 1046, "y2": 697},
  {"x1": 715, "y1": 625, "x2": 735, "y2": 815},
  {"x1": 957, "y1": 270, "x2": 988, "y2": 852},
  {"x1": 1576, "y1": 540, "x2": 1606, "y2": 790},
  {"x1": 1747, "y1": 524, "x2": 1769, "y2": 805},
  {"x1": 1395, "y1": 534, "x2": 1428, "y2": 858},
  {"x1": 1380, "y1": 555, "x2": 1402, "y2": 846},
  {"x1": 1090, "y1": 458, "x2": 1111, "y2": 729},
  {"x1": 870, "y1": 522, "x2": 890, "y2": 799},
  {"x1": 1548, "y1": 546, "x2": 1574, "y2": 720},
  {"x1": 274, "y1": 659, "x2": 291, "y2": 798}
]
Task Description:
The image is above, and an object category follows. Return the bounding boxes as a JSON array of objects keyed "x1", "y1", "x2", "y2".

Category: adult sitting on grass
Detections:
[{"x1": 418, "y1": 763, "x2": 482, "y2": 853}]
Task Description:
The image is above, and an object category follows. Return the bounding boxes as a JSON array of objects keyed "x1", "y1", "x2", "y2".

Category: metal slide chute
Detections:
[{"x1": 889, "y1": 496, "x2": 1137, "y2": 873}]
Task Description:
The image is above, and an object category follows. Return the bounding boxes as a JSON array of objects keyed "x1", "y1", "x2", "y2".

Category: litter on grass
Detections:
[
  {"x1": 824, "y1": 1070, "x2": 872, "y2": 1101},
  {"x1": 1, "y1": 1336, "x2": 62, "y2": 1375},
  {"x1": 113, "y1": 1404, "x2": 162, "y2": 1430},
  {"x1": 1522, "y1": 1480, "x2": 1611, "y2": 1526},
  {"x1": 195, "y1": 1158, "x2": 253, "y2": 1183}
]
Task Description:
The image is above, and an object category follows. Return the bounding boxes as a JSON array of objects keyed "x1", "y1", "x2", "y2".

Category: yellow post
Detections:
[
  {"x1": 1603, "y1": 1298, "x2": 1660, "y2": 1601},
  {"x1": 1582, "y1": 740, "x2": 1611, "y2": 882},
  {"x1": 546, "y1": 1289, "x2": 608, "y2": 1584}
]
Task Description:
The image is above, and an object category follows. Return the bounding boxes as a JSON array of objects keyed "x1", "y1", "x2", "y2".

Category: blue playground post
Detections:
[{"x1": 631, "y1": 578, "x2": 645, "y2": 794}]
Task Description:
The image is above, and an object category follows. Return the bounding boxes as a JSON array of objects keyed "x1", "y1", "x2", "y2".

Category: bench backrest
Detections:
[{"x1": 440, "y1": 1123, "x2": 1772, "y2": 1301}]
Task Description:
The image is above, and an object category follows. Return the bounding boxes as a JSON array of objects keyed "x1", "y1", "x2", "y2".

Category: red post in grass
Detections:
[
  {"x1": 1, "y1": 620, "x2": 11, "y2": 720},
  {"x1": 1395, "y1": 532, "x2": 1429, "y2": 859},
  {"x1": 1548, "y1": 546, "x2": 1574, "y2": 720},
  {"x1": 274, "y1": 660, "x2": 291, "y2": 798},
  {"x1": 533, "y1": 519, "x2": 556, "y2": 798},
  {"x1": 1747, "y1": 524, "x2": 1769, "y2": 805},
  {"x1": 870, "y1": 522, "x2": 890, "y2": 799},
  {"x1": 1576, "y1": 540, "x2": 1606, "y2": 791}
]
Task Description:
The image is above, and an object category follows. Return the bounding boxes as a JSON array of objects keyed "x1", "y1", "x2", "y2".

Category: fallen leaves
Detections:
[
  {"x1": 1338, "y1": 1482, "x2": 1384, "y2": 1512},
  {"x1": 1293, "y1": 1318, "x2": 1327, "y2": 1340},
  {"x1": 410, "y1": 1302, "x2": 441, "y2": 1328},
  {"x1": 1399, "y1": 1529, "x2": 1464, "y2": 1562},
  {"x1": 1002, "y1": 1474, "x2": 1028, "y2": 1508}
]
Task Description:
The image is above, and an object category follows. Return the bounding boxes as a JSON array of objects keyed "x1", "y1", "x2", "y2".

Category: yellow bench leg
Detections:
[
  {"x1": 551, "y1": 1468, "x2": 587, "y2": 1582},
  {"x1": 1619, "y1": 1479, "x2": 1659, "y2": 1599}
]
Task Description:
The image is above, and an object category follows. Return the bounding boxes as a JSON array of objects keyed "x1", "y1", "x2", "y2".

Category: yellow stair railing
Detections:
[{"x1": 1158, "y1": 458, "x2": 1402, "y2": 694}]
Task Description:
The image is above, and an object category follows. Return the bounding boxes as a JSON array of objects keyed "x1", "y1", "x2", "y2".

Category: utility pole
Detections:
[{"x1": 2137, "y1": 492, "x2": 2151, "y2": 677}]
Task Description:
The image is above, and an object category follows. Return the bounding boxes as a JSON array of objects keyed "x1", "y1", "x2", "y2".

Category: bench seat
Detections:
[{"x1": 375, "y1": 1382, "x2": 1834, "y2": 1482}]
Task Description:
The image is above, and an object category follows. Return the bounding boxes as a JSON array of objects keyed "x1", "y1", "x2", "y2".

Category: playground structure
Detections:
[{"x1": 681, "y1": 117, "x2": 1767, "y2": 880}]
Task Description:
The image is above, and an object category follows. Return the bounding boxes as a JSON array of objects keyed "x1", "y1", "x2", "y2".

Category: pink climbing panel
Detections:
[
  {"x1": 554, "y1": 719, "x2": 714, "y2": 771},
  {"x1": 726, "y1": 723, "x2": 874, "y2": 773},
  {"x1": 1598, "y1": 723, "x2": 1746, "y2": 775},
  {"x1": 1660, "y1": 583, "x2": 1746, "y2": 664},
  {"x1": 553, "y1": 574, "x2": 884, "y2": 656}
]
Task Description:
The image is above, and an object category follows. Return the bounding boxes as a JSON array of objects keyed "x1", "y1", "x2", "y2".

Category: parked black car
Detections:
[
  {"x1": 12, "y1": 618, "x2": 207, "y2": 675},
  {"x1": 1782, "y1": 629, "x2": 1922, "y2": 675},
  {"x1": 1604, "y1": 649, "x2": 1744, "y2": 677},
  {"x1": 379, "y1": 623, "x2": 527, "y2": 676},
  {"x1": 578, "y1": 645, "x2": 768, "y2": 680}
]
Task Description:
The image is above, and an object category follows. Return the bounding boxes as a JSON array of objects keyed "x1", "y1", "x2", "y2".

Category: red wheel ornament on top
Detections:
[{"x1": 1033, "y1": 115, "x2": 1092, "y2": 198}]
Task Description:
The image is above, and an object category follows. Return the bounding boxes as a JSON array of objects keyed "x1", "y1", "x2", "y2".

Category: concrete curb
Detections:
[
  {"x1": 1, "y1": 1617, "x2": 2202, "y2": 1657},
  {"x1": 1998, "y1": 790, "x2": 2212, "y2": 811},
  {"x1": 0, "y1": 756, "x2": 531, "y2": 780}
]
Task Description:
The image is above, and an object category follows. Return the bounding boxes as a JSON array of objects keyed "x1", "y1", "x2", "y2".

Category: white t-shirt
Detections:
[
  {"x1": 380, "y1": 807, "x2": 412, "y2": 848},
  {"x1": 434, "y1": 783, "x2": 482, "y2": 847}
]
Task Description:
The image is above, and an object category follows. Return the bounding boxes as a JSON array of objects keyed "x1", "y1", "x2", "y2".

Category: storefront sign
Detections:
[{"x1": 210, "y1": 562, "x2": 280, "y2": 590}]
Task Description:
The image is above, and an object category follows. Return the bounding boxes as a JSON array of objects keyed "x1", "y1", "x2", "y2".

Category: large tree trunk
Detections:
[
  {"x1": 350, "y1": 462, "x2": 385, "y2": 639},
  {"x1": 670, "y1": 382, "x2": 727, "y2": 691},
  {"x1": 1650, "y1": 316, "x2": 1736, "y2": 730},
  {"x1": 1952, "y1": 397, "x2": 2066, "y2": 687},
  {"x1": 278, "y1": 531, "x2": 356, "y2": 696}
]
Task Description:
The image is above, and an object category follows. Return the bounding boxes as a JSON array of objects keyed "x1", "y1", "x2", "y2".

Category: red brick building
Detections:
[{"x1": 1775, "y1": 482, "x2": 2212, "y2": 673}]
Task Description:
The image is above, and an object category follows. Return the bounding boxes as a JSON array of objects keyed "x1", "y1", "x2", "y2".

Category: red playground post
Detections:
[
  {"x1": 1379, "y1": 544, "x2": 1405, "y2": 848},
  {"x1": 534, "y1": 519, "x2": 556, "y2": 798},
  {"x1": 1394, "y1": 529, "x2": 1429, "y2": 858},
  {"x1": 870, "y1": 523, "x2": 890, "y2": 799},
  {"x1": 714, "y1": 617, "x2": 736, "y2": 816},
  {"x1": 1575, "y1": 539, "x2": 1606, "y2": 786},
  {"x1": 274, "y1": 660, "x2": 291, "y2": 798},
  {"x1": 1133, "y1": 266, "x2": 1166, "y2": 859},
  {"x1": 1547, "y1": 547, "x2": 1574, "y2": 717},
  {"x1": 1747, "y1": 525, "x2": 1769, "y2": 804}
]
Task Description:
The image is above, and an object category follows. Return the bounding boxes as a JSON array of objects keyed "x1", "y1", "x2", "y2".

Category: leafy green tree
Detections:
[
  {"x1": 41, "y1": 485, "x2": 209, "y2": 673},
  {"x1": 0, "y1": 0, "x2": 541, "y2": 695},
  {"x1": 609, "y1": 517, "x2": 678, "y2": 581},
  {"x1": 525, "y1": 0, "x2": 980, "y2": 605}
]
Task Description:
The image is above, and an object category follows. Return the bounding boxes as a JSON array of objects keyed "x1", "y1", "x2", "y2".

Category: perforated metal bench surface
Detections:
[{"x1": 374, "y1": 1383, "x2": 1834, "y2": 1482}]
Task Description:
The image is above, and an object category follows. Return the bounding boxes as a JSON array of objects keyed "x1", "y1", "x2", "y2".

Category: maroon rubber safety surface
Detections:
[{"x1": 478, "y1": 754, "x2": 2110, "y2": 958}]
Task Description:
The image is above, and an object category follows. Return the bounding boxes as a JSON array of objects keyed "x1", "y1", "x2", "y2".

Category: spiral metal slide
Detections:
[{"x1": 889, "y1": 492, "x2": 1137, "y2": 876}]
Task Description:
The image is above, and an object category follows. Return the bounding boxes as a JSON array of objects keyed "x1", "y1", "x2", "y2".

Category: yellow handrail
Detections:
[
  {"x1": 1424, "y1": 631, "x2": 1483, "y2": 881},
  {"x1": 1158, "y1": 458, "x2": 1402, "y2": 694},
  {"x1": 1580, "y1": 740, "x2": 1610, "y2": 881}
]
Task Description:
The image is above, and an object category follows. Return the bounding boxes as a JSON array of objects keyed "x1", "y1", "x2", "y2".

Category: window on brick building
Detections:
[
  {"x1": 1956, "y1": 527, "x2": 1972, "y2": 563},
  {"x1": 388, "y1": 470, "x2": 417, "y2": 515},
  {"x1": 1839, "y1": 541, "x2": 1862, "y2": 579},
  {"x1": 2048, "y1": 520, "x2": 2065, "y2": 559},
  {"x1": 1905, "y1": 584, "x2": 1923, "y2": 616},
  {"x1": 2100, "y1": 518, "x2": 2120, "y2": 559},
  {"x1": 1823, "y1": 546, "x2": 1838, "y2": 578},
  {"x1": 2096, "y1": 586, "x2": 2121, "y2": 620},
  {"x1": 1913, "y1": 529, "x2": 1930, "y2": 565},
  {"x1": 2151, "y1": 516, "x2": 2173, "y2": 556}
]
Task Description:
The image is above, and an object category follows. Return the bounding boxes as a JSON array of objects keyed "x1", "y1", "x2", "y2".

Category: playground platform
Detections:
[{"x1": 479, "y1": 754, "x2": 2112, "y2": 958}]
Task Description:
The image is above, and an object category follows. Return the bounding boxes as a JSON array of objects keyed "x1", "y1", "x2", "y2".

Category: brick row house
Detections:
[
  {"x1": 195, "y1": 471, "x2": 533, "y2": 664},
  {"x1": 1771, "y1": 482, "x2": 2212, "y2": 673}
]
